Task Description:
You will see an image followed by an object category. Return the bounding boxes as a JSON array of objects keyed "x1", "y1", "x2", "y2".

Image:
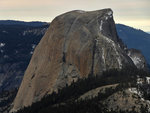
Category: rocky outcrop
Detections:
[
  {"x1": 11, "y1": 9, "x2": 146, "y2": 112},
  {"x1": 127, "y1": 49, "x2": 148, "y2": 71}
]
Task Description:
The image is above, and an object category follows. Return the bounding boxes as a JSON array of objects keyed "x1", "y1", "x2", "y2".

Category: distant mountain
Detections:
[
  {"x1": 0, "y1": 23, "x2": 49, "y2": 92},
  {"x1": 116, "y1": 24, "x2": 150, "y2": 66},
  {"x1": 0, "y1": 20, "x2": 48, "y2": 27},
  {"x1": 147, "y1": 32, "x2": 150, "y2": 34}
]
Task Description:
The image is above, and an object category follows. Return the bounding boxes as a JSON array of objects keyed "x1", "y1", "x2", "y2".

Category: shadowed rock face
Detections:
[
  {"x1": 11, "y1": 9, "x2": 146, "y2": 112},
  {"x1": 127, "y1": 49, "x2": 148, "y2": 71}
]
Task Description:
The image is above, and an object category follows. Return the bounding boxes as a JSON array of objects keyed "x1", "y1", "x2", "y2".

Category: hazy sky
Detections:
[{"x1": 0, "y1": 0, "x2": 150, "y2": 31}]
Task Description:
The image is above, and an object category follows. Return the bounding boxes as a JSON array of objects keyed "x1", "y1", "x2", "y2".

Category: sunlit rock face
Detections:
[{"x1": 12, "y1": 8, "x2": 147, "y2": 112}]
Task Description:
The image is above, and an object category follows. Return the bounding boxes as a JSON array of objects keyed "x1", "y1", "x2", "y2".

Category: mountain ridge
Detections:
[{"x1": 0, "y1": 20, "x2": 49, "y2": 27}]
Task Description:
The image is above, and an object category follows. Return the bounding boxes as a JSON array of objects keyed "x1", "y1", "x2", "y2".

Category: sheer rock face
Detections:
[{"x1": 12, "y1": 9, "x2": 145, "y2": 112}]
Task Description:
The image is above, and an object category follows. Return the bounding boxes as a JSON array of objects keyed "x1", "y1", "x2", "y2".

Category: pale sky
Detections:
[{"x1": 0, "y1": 0, "x2": 150, "y2": 31}]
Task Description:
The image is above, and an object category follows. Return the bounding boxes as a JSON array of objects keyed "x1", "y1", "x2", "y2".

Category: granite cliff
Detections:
[{"x1": 12, "y1": 9, "x2": 148, "y2": 112}]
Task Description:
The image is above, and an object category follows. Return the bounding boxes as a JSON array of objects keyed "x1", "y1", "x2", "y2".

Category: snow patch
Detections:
[
  {"x1": 0, "y1": 50, "x2": 4, "y2": 53},
  {"x1": 0, "y1": 43, "x2": 5, "y2": 47},
  {"x1": 105, "y1": 16, "x2": 108, "y2": 20},
  {"x1": 76, "y1": 10, "x2": 85, "y2": 13},
  {"x1": 127, "y1": 51, "x2": 131, "y2": 56},
  {"x1": 146, "y1": 77, "x2": 150, "y2": 84},
  {"x1": 137, "y1": 76, "x2": 150, "y2": 85},
  {"x1": 117, "y1": 44, "x2": 121, "y2": 48},
  {"x1": 107, "y1": 11, "x2": 112, "y2": 16},
  {"x1": 128, "y1": 55, "x2": 141, "y2": 66},
  {"x1": 132, "y1": 57, "x2": 141, "y2": 65},
  {"x1": 30, "y1": 51, "x2": 33, "y2": 55},
  {"x1": 4, "y1": 55, "x2": 9, "y2": 58},
  {"x1": 107, "y1": 11, "x2": 113, "y2": 18},
  {"x1": 99, "y1": 20, "x2": 103, "y2": 32},
  {"x1": 2, "y1": 31, "x2": 8, "y2": 33},
  {"x1": 129, "y1": 87, "x2": 143, "y2": 99},
  {"x1": 127, "y1": 51, "x2": 142, "y2": 67},
  {"x1": 30, "y1": 44, "x2": 36, "y2": 54},
  {"x1": 15, "y1": 50, "x2": 18, "y2": 54},
  {"x1": 32, "y1": 44, "x2": 36, "y2": 49},
  {"x1": 129, "y1": 87, "x2": 150, "y2": 109},
  {"x1": 102, "y1": 48, "x2": 106, "y2": 66},
  {"x1": 137, "y1": 77, "x2": 144, "y2": 85},
  {"x1": 129, "y1": 88, "x2": 138, "y2": 94},
  {"x1": 104, "y1": 11, "x2": 113, "y2": 21}
]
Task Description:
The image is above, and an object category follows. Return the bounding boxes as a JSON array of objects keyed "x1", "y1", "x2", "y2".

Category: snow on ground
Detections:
[
  {"x1": 0, "y1": 50, "x2": 4, "y2": 53},
  {"x1": 32, "y1": 44, "x2": 36, "y2": 49},
  {"x1": 2, "y1": 31, "x2": 8, "y2": 33},
  {"x1": 129, "y1": 77, "x2": 150, "y2": 111},
  {"x1": 146, "y1": 77, "x2": 150, "y2": 84},
  {"x1": 0, "y1": 43, "x2": 5, "y2": 47},
  {"x1": 137, "y1": 77, "x2": 144, "y2": 84},
  {"x1": 128, "y1": 88, "x2": 138, "y2": 95},
  {"x1": 30, "y1": 44, "x2": 36, "y2": 55},
  {"x1": 128, "y1": 87, "x2": 143, "y2": 100},
  {"x1": 30, "y1": 51, "x2": 33, "y2": 55},
  {"x1": 129, "y1": 87, "x2": 150, "y2": 111}
]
